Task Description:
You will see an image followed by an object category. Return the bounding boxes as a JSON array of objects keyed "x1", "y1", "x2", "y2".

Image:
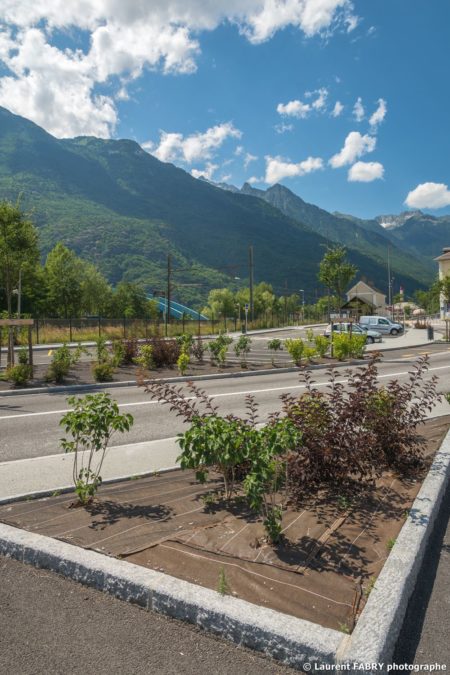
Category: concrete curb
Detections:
[
  {"x1": 340, "y1": 426, "x2": 450, "y2": 670},
  {"x1": 0, "y1": 522, "x2": 342, "y2": 670},
  {"x1": 0, "y1": 429, "x2": 449, "y2": 669},
  {"x1": 0, "y1": 464, "x2": 179, "y2": 506}
]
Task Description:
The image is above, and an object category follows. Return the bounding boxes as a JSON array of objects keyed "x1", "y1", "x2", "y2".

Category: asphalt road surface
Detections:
[
  {"x1": 0, "y1": 555, "x2": 297, "y2": 675},
  {"x1": 1, "y1": 343, "x2": 449, "y2": 462}
]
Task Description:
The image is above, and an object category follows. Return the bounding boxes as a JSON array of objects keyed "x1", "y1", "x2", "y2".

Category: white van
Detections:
[{"x1": 359, "y1": 316, "x2": 404, "y2": 335}]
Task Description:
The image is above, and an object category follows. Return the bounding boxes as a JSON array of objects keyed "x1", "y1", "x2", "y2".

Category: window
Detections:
[{"x1": 379, "y1": 319, "x2": 389, "y2": 325}]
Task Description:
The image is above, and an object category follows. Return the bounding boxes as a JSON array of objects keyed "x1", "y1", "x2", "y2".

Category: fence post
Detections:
[
  {"x1": 69, "y1": 317, "x2": 73, "y2": 342},
  {"x1": 35, "y1": 319, "x2": 39, "y2": 345},
  {"x1": 123, "y1": 317, "x2": 126, "y2": 339},
  {"x1": 98, "y1": 316, "x2": 101, "y2": 338}
]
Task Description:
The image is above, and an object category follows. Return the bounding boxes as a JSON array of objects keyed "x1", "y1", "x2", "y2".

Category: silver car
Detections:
[
  {"x1": 359, "y1": 316, "x2": 404, "y2": 335},
  {"x1": 324, "y1": 322, "x2": 382, "y2": 344}
]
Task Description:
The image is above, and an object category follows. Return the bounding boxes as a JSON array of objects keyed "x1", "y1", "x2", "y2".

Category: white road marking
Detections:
[{"x1": 1, "y1": 363, "x2": 449, "y2": 421}]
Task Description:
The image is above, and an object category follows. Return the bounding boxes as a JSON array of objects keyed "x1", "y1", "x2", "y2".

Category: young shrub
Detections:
[
  {"x1": 92, "y1": 361, "x2": 115, "y2": 382},
  {"x1": 111, "y1": 340, "x2": 126, "y2": 367},
  {"x1": 314, "y1": 334, "x2": 329, "y2": 358},
  {"x1": 134, "y1": 344, "x2": 154, "y2": 370},
  {"x1": 60, "y1": 393, "x2": 133, "y2": 505},
  {"x1": 144, "y1": 380, "x2": 256, "y2": 500},
  {"x1": 304, "y1": 346, "x2": 316, "y2": 362},
  {"x1": 177, "y1": 351, "x2": 190, "y2": 376},
  {"x1": 46, "y1": 343, "x2": 85, "y2": 383},
  {"x1": 244, "y1": 418, "x2": 302, "y2": 545},
  {"x1": 306, "y1": 328, "x2": 315, "y2": 343},
  {"x1": 364, "y1": 357, "x2": 440, "y2": 469},
  {"x1": 267, "y1": 338, "x2": 283, "y2": 366},
  {"x1": 18, "y1": 347, "x2": 29, "y2": 365},
  {"x1": 95, "y1": 336, "x2": 109, "y2": 363},
  {"x1": 332, "y1": 333, "x2": 351, "y2": 361},
  {"x1": 6, "y1": 363, "x2": 32, "y2": 386},
  {"x1": 350, "y1": 334, "x2": 366, "y2": 359},
  {"x1": 176, "y1": 334, "x2": 194, "y2": 355},
  {"x1": 178, "y1": 415, "x2": 250, "y2": 498},
  {"x1": 122, "y1": 339, "x2": 139, "y2": 365},
  {"x1": 208, "y1": 334, "x2": 232, "y2": 366},
  {"x1": 150, "y1": 337, "x2": 180, "y2": 368},
  {"x1": 192, "y1": 337, "x2": 206, "y2": 363},
  {"x1": 285, "y1": 338, "x2": 305, "y2": 366},
  {"x1": 234, "y1": 335, "x2": 252, "y2": 368}
]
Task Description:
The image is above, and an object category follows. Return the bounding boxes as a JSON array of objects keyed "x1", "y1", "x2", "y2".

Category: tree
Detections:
[
  {"x1": 112, "y1": 281, "x2": 155, "y2": 318},
  {"x1": 44, "y1": 244, "x2": 84, "y2": 318},
  {"x1": 0, "y1": 200, "x2": 39, "y2": 317},
  {"x1": 413, "y1": 278, "x2": 441, "y2": 315},
  {"x1": 81, "y1": 264, "x2": 113, "y2": 316},
  {"x1": 203, "y1": 288, "x2": 235, "y2": 327},
  {"x1": 318, "y1": 246, "x2": 357, "y2": 315},
  {"x1": 440, "y1": 275, "x2": 450, "y2": 307}
]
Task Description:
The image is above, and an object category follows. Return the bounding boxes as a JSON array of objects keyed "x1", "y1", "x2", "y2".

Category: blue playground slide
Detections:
[{"x1": 152, "y1": 297, "x2": 208, "y2": 321}]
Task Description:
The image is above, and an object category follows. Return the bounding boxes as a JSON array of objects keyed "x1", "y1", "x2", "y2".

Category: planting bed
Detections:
[
  {"x1": 0, "y1": 354, "x2": 358, "y2": 391},
  {"x1": 1, "y1": 416, "x2": 448, "y2": 635}
]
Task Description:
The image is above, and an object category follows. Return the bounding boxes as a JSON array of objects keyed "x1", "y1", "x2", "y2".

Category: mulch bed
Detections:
[
  {"x1": 2, "y1": 416, "x2": 448, "y2": 633},
  {"x1": 0, "y1": 354, "x2": 355, "y2": 392}
]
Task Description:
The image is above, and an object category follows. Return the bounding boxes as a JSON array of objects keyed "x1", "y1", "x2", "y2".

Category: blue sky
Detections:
[{"x1": 0, "y1": 1, "x2": 449, "y2": 218}]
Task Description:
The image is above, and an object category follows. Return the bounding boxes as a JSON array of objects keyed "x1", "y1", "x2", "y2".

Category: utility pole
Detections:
[
  {"x1": 248, "y1": 245, "x2": 254, "y2": 323},
  {"x1": 387, "y1": 245, "x2": 392, "y2": 318},
  {"x1": 166, "y1": 253, "x2": 172, "y2": 337},
  {"x1": 17, "y1": 267, "x2": 22, "y2": 318}
]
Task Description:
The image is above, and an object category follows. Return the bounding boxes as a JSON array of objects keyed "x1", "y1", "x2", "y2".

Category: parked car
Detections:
[
  {"x1": 359, "y1": 316, "x2": 404, "y2": 335},
  {"x1": 324, "y1": 322, "x2": 382, "y2": 344}
]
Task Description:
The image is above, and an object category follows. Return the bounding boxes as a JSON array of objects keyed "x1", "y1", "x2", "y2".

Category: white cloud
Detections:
[
  {"x1": 329, "y1": 131, "x2": 376, "y2": 168},
  {"x1": 264, "y1": 155, "x2": 323, "y2": 184},
  {"x1": 274, "y1": 122, "x2": 294, "y2": 134},
  {"x1": 247, "y1": 176, "x2": 263, "y2": 185},
  {"x1": 242, "y1": 0, "x2": 357, "y2": 43},
  {"x1": 405, "y1": 182, "x2": 450, "y2": 209},
  {"x1": 191, "y1": 162, "x2": 219, "y2": 180},
  {"x1": 0, "y1": 1, "x2": 357, "y2": 137},
  {"x1": 234, "y1": 145, "x2": 244, "y2": 156},
  {"x1": 277, "y1": 99, "x2": 311, "y2": 118},
  {"x1": 331, "y1": 101, "x2": 344, "y2": 117},
  {"x1": 244, "y1": 152, "x2": 258, "y2": 168},
  {"x1": 311, "y1": 87, "x2": 328, "y2": 110},
  {"x1": 152, "y1": 122, "x2": 242, "y2": 163},
  {"x1": 353, "y1": 96, "x2": 364, "y2": 122},
  {"x1": 277, "y1": 88, "x2": 328, "y2": 119},
  {"x1": 348, "y1": 161, "x2": 384, "y2": 182},
  {"x1": 369, "y1": 98, "x2": 387, "y2": 129},
  {"x1": 0, "y1": 28, "x2": 117, "y2": 138}
]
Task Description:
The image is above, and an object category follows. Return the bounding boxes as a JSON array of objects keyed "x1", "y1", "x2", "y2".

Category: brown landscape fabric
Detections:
[{"x1": 1, "y1": 415, "x2": 449, "y2": 632}]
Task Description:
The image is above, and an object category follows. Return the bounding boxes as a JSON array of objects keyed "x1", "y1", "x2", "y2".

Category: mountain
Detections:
[
  {"x1": 376, "y1": 211, "x2": 424, "y2": 230},
  {"x1": 375, "y1": 211, "x2": 450, "y2": 260},
  {"x1": 0, "y1": 107, "x2": 434, "y2": 305},
  {"x1": 240, "y1": 182, "x2": 434, "y2": 287}
]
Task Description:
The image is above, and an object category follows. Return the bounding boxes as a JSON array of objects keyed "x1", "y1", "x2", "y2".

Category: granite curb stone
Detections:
[
  {"x1": 0, "y1": 521, "x2": 341, "y2": 670},
  {"x1": 340, "y1": 427, "x2": 450, "y2": 671}
]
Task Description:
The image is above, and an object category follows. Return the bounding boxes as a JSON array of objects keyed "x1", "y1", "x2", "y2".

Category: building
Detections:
[
  {"x1": 435, "y1": 247, "x2": 450, "y2": 319},
  {"x1": 341, "y1": 280, "x2": 387, "y2": 318}
]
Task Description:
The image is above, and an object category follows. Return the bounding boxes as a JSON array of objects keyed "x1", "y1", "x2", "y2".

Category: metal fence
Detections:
[{"x1": 2, "y1": 312, "x2": 328, "y2": 346}]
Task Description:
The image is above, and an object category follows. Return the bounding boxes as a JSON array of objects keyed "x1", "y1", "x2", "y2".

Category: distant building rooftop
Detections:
[{"x1": 435, "y1": 247, "x2": 450, "y2": 262}]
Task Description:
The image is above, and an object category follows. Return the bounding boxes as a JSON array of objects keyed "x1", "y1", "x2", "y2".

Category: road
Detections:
[{"x1": 1, "y1": 342, "x2": 449, "y2": 463}]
